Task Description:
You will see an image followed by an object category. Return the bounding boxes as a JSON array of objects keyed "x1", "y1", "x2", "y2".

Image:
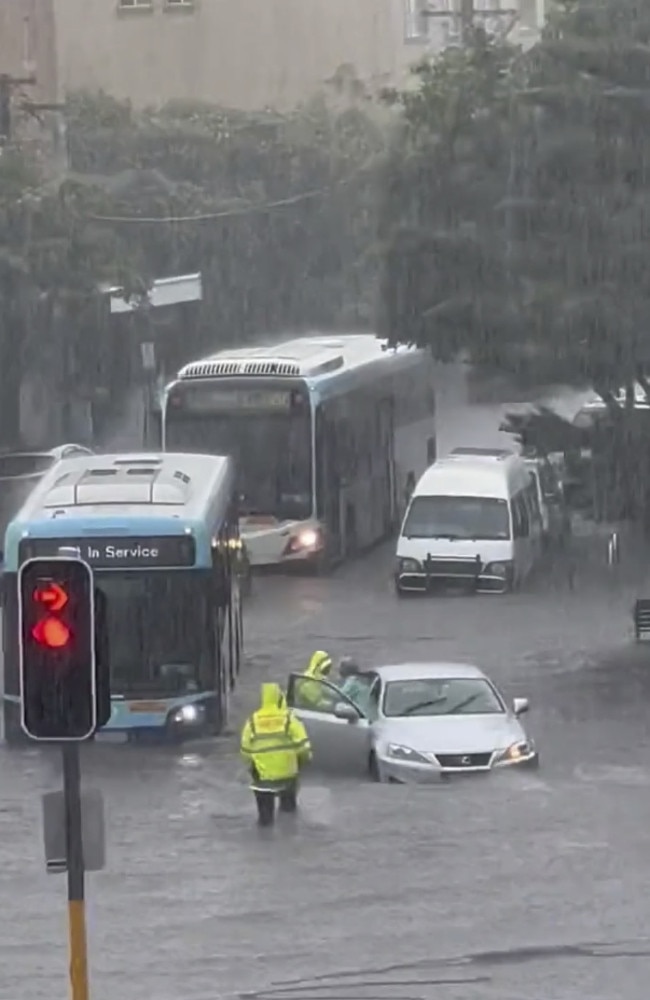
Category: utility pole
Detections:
[
  {"x1": 0, "y1": 72, "x2": 36, "y2": 143},
  {"x1": 422, "y1": 0, "x2": 519, "y2": 46}
]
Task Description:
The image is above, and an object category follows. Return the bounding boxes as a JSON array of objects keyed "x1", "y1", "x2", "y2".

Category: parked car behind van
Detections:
[{"x1": 524, "y1": 456, "x2": 568, "y2": 548}]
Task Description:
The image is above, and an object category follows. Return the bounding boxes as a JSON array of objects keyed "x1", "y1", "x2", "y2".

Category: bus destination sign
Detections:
[
  {"x1": 19, "y1": 535, "x2": 196, "y2": 569},
  {"x1": 179, "y1": 387, "x2": 297, "y2": 414}
]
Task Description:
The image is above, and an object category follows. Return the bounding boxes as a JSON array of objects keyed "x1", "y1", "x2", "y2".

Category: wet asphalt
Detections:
[{"x1": 3, "y1": 366, "x2": 650, "y2": 1000}]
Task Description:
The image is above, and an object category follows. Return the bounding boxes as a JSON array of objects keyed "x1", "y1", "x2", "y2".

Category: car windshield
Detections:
[
  {"x1": 383, "y1": 677, "x2": 505, "y2": 717},
  {"x1": 402, "y1": 495, "x2": 510, "y2": 540}
]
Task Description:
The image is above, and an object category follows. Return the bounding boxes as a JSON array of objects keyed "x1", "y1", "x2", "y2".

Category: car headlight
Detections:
[
  {"x1": 398, "y1": 558, "x2": 421, "y2": 573},
  {"x1": 387, "y1": 743, "x2": 431, "y2": 764},
  {"x1": 497, "y1": 740, "x2": 534, "y2": 762},
  {"x1": 172, "y1": 703, "x2": 205, "y2": 725}
]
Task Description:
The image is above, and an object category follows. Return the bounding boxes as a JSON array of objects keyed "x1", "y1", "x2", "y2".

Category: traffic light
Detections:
[{"x1": 19, "y1": 557, "x2": 96, "y2": 740}]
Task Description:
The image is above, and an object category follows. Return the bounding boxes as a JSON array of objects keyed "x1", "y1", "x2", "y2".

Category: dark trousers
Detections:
[{"x1": 253, "y1": 781, "x2": 298, "y2": 826}]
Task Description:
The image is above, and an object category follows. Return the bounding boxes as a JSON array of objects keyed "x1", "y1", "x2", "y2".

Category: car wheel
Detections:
[{"x1": 368, "y1": 752, "x2": 381, "y2": 782}]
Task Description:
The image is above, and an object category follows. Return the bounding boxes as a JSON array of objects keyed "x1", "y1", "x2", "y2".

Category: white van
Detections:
[{"x1": 395, "y1": 450, "x2": 543, "y2": 595}]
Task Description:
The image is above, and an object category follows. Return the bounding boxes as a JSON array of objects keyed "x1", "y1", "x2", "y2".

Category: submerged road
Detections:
[{"x1": 2, "y1": 366, "x2": 650, "y2": 1000}]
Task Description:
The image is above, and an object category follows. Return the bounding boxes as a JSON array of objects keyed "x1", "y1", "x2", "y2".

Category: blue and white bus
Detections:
[
  {"x1": 162, "y1": 333, "x2": 436, "y2": 568},
  {"x1": 1, "y1": 452, "x2": 243, "y2": 744}
]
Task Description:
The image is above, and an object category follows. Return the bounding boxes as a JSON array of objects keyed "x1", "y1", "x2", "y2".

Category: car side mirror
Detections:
[
  {"x1": 513, "y1": 697, "x2": 529, "y2": 716},
  {"x1": 334, "y1": 702, "x2": 359, "y2": 723}
]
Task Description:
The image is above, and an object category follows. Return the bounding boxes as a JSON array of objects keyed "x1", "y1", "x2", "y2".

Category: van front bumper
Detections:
[{"x1": 395, "y1": 558, "x2": 513, "y2": 594}]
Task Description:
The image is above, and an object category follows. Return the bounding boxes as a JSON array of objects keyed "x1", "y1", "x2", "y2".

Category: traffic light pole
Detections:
[{"x1": 62, "y1": 743, "x2": 89, "y2": 1000}]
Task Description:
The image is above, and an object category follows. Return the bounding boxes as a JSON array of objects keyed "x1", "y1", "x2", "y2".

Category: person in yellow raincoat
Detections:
[
  {"x1": 240, "y1": 682, "x2": 312, "y2": 826},
  {"x1": 298, "y1": 650, "x2": 335, "y2": 709}
]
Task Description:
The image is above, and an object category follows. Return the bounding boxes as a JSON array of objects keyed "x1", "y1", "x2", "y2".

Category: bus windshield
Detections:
[
  {"x1": 403, "y1": 496, "x2": 511, "y2": 541},
  {"x1": 166, "y1": 406, "x2": 312, "y2": 521},
  {"x1": 96, "y1": 571, "x2": 212, "y2": 697}
]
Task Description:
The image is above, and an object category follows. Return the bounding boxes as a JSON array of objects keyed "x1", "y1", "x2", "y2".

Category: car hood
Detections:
[{"x1": 375, "y1": 714, "x2": 526, "y2": 754}]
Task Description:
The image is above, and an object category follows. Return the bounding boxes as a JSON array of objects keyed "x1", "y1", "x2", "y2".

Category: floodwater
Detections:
[{"x1": 2, "y1": 365, "x2": 650, "y2": 1000}]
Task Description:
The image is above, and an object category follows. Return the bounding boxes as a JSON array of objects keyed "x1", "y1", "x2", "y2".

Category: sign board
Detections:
[
  {"x1": 42, "y1": 789, "x2": 106, "y2": 873},
  {"x1": 173, "y1": 387, "x2": 304, "y2": 415},
  {"x1": 20, "y1": 535, "x2": 195, "y2": 569}
]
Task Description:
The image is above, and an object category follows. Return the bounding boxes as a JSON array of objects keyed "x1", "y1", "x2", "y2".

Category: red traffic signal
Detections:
[
  {"x1": 31, "y1": 616, "x2": 72, "y2": 649},
  {"x1": 33, "y1": 582, "x2": 69, "y2": 613}
]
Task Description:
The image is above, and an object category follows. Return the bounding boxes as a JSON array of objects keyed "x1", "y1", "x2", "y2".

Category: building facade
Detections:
[{"x1": 1, "y1": 0, "x2": 546, "y2": 113}]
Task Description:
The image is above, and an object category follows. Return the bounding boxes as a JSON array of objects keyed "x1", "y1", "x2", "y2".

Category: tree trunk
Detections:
[{"x1": 0, "y1": 279, "x2": 23, "y2": 449}]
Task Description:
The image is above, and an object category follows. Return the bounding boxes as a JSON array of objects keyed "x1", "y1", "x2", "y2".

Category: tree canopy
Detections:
[
  {"x1": 0, "y1": 92, "x2": 387, "y2": 446},
  {"x1": 377, "y1": 0, "x2": 650, "y2": 398}
]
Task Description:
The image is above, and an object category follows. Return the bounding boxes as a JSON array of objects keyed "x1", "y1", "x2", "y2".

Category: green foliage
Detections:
[
  {"x1": 0, "y1": 146, "x2": 141, "y2": 446},
  {"x1": 0, "y1": 92, "x2": 386, "y2": 446},
  {"x1": 378, "y1": 0, "x2": 650, "y2": 399},
  {"x1": 65, "y1": 92, "x2": 386, "y2": 364},
  {"x1": 377, "y1": 34, "x2": 523, "y2": 364}
]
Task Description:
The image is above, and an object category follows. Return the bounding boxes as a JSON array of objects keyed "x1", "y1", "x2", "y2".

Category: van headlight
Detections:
[
  {"x1": 484, "y1": 561, "x2": 511, "y2": 578},
  {"x1": 399, "y1": 558, "x2": 422, "y2": 573}
]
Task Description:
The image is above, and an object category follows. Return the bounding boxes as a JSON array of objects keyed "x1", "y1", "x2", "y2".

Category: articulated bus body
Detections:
[
  {"x1": 1, "y1": 452, "x2": 243, "y2": 744},
  {"x1": 162, "y1": 334, "x2": 436, "y2": 568}
]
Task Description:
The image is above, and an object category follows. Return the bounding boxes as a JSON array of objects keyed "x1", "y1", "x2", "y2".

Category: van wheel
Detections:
[{"x1": 369, "y1": 752, "x2": 381, "y2": 782}]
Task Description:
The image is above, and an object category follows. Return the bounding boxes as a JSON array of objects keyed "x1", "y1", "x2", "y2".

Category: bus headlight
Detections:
[
  {"x1": 284, "y1": 528, "x2": 322, "y2": 555},
  {"x1": 172, "y1": 704, "x2": 205, "y2": 725},
  {"x1": 298, "y1": 529, "x2": 319, "y2": 549}
]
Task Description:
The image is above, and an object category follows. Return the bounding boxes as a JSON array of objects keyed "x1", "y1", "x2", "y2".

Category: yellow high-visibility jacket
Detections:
[
  {"x1": 241, "y1": 683, "x2": 312, "y2": 785},
  {"x1": 299, "y1": 650, "x2": 334, "y2": 709}
]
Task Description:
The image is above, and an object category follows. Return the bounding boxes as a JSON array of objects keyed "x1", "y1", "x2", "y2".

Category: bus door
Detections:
[
  {"x1": 211, "y1": 543, "x2": 231, "y2": 728},
  {"x1": 315, "y1": 405, "x2": 343, "y2": 561},
  {"x1": 378, "y1": 397, "x2": 397, "y2": 534}
]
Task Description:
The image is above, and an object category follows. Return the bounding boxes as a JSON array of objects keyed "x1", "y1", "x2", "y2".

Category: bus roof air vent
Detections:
[
  {"x1": 243, "y1": 360, "x2": 302, "y2": 376},
  {"x1": 179, "y1": 359, "x2": 245, "y2": 378},
  {"x1": 178, "y1": 351, "x2": 344, "y2": 380}
]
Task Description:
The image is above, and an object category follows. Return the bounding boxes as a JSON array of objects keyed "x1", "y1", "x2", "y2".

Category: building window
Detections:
[
  {"x1": 117, "y1": 0, "x2": 153, "y2": 10},
  {"x1": 165, "y1": 0, "x2": 195, "y2": 8},
  {"x1": 404, "y1": 0, "x2": 429, "y2": 42}
]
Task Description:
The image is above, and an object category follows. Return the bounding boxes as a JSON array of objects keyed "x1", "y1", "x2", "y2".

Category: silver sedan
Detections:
[{"x1": 286, "y1": 661, "x2": 538, "y2": 782}]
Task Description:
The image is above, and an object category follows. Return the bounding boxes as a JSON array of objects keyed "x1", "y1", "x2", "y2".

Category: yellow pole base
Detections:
[{"x1": 68, "y1": 899, "x2": 89, "y2": 1000}]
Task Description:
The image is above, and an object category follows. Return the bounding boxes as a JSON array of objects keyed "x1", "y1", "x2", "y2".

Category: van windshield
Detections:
[{"x1": 402, "y1": 496, "x2": 511, "y2": 541}]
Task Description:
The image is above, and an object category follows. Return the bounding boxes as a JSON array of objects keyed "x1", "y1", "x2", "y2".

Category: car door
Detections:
[{"x1": 286, "y1": 673, "x2": 372, "y2": 776}]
